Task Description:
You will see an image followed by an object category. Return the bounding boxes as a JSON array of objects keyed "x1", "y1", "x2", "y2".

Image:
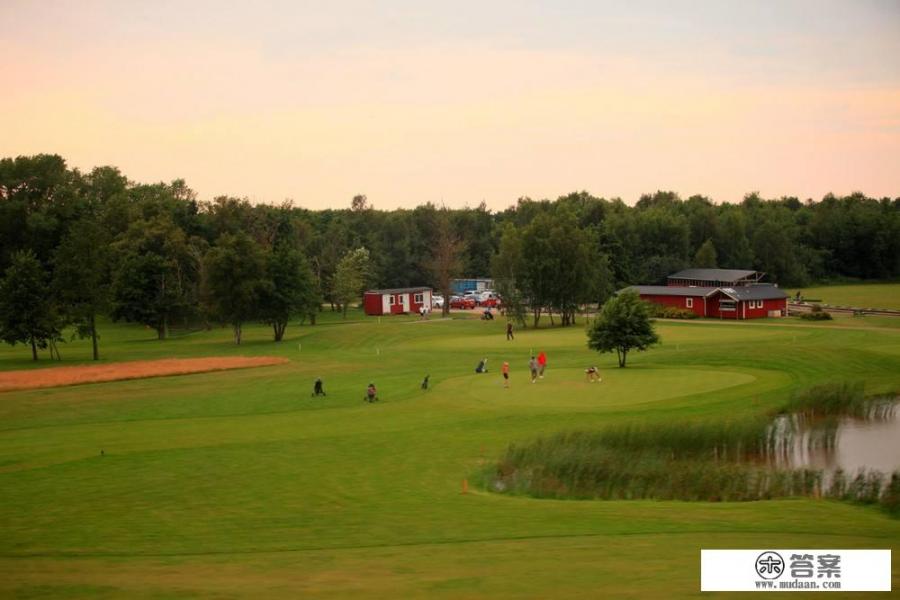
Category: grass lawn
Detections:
[
  {"x1": 1, "y1": 311, "x2": 899, "y2": 598},
  {"x1": 794, "y1": 282, "x2": 900, "y2": 310}
]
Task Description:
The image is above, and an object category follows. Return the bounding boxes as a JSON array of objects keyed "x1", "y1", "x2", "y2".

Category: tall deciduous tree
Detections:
[
  {"x1": 426, "y1": 211, "x2": 465, "y2": 318},
  {"x1": 53, "y1": 217, "x2": 111, "y2": 360},
  {"x1": 587, "y1": 290, "x2": 659, "y2": 367},
  {"x1": 333, "y1": 247, "x2": 371, "y2": 318},
  {"x1": 519, "y1": 212, "x2": 557, "y2": 327},
  {"x1": 0, "y1": 251, "x2": 64, "y2": 360},
  {"x1": 693, "y1": 239, "x2": 718, "y2": 268},
  {"x1": 204, "y1": 233, "x2": 268, "y2": 344},
  {"x1": 491, "y1": 223, "x2": 527, "y2": 327},
  {"x1": 110, "y1": 215, "x2": 196, "y2": 340},
  {"x1": 260, "y1": 243, "x2": 320, "y2": 341}
]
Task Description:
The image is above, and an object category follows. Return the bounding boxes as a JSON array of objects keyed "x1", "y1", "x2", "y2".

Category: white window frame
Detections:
[
  {"x1": 685, "y1": 297, "x2": 693, "y2": 309},
  {"x1": 719, "y1": 299, "x2": 737, "y2": 311},
  {"x1": 389, "y1": 295, "x2": 396, "y2": 305},
  {"x1": 414, "y1": 293, "x2": 424, "y2": 303}
]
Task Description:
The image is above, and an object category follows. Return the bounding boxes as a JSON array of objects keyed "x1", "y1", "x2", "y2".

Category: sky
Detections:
[{"x1": 2, "y1": 0, "x2": 898, "y2": 210}]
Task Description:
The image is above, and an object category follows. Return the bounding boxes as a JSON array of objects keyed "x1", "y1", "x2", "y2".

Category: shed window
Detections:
[
  {"x1": 685, "y1": 298, "x2": 693, "y2": 308},
  {"x1": 414, "y1": 293, "x2": 424, "y2": 303},
  {"x1": 719, "y1": 300, "x2": 736, "y2": 311},
  {"x1": 389, "y1": 295, "x2": 396, "y2": 305}
]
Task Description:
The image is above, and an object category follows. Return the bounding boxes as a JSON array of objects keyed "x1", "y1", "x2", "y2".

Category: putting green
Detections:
[{"x1": 434, "y1": 367, "x2": 756, "y2": 410}]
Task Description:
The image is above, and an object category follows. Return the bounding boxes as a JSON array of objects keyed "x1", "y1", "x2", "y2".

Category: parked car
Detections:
[
  {"x1": 432, "y1": 295, "x2": 444, "y2": 309},
  {"x1": 450, "y1": 295, "x2": 476, "y2": 309},
  {"x1": 477, "y1": 291, "x2": 501, "y2": 307}
]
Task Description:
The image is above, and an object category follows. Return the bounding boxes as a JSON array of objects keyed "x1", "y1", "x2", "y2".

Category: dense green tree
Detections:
[
  {"x1": 0, "y1": 251, "x2": 64, "y2": 360},
  {"x1": 53, "y1": 217, "x2": 111, "y2": 360},
  {"x1": 518, "y1": 212, "x2": 557, "y2": 327},
  {"x1": 259, "y1": 243, "x2": 320, "y2": 341},
  {"x1": 204, "y1": 233, "x2": 269, "y2": 344},
  {"x1": 333, "y1": 247, "x2": 371, "y2": 318},
  {"x1": 455, "y1": 202, "x2": 494, "y2": 277},
  {"x1": 491, "y1": 224, "x2": 527, "y2": 327},
  {"x1": 545, "y1": 210, "x2": 605, "y2": 325},
  {"x1": 693, "y1": 239, "x2": 718, "y2": 268},
  {"x1": 587, "y1": 290, "x2": 659, "y2": 367},
  {"x1": 0, "y1": 154, "x2": 77, "y2": 270},
  {"x1": 110, "y1": 216, "x2": 197, "y2": 339},
  {"x1": 714, "y1": 210, "x2": 754, "y2": 269},
  {"x1": 750, "y1": 218, "x2": 808, "y2": 285}
]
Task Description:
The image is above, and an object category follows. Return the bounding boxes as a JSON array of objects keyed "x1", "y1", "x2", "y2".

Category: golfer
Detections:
[{"x1": 528, "y1": 356, "x2": 538, "y2": 383}]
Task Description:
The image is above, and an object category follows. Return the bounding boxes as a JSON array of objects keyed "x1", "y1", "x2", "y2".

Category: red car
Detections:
[
  {"x1": 479, "y1": 297, "x2": 501, "y2": 308},
  {"x1": 449, "y1": 296, "x2": 476, "y2": 309}
]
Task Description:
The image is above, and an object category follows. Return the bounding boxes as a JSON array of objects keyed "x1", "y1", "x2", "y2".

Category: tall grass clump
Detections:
[
  {"x1": 782, "y1": 381, "x2": 867, "y2": 417},
  {"x1": 881, "y1": 472, "x2": 900, "y2": 517}
]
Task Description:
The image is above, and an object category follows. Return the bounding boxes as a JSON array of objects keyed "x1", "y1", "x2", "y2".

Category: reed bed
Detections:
[
  {"x1": 489, "y1": 382, "x2": 899, "y2": 516},
  {"x1": 781, "y1": 381, "x2": 867, "y2": 417}
]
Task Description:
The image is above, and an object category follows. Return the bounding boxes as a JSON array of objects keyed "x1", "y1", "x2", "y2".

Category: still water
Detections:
[{"x1": 770, "y1": 402, "x2": 900, "y2": 474}]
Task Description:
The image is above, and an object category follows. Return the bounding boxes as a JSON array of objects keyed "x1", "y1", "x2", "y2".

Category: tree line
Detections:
[{"x1": 1, "y1": 154, "x2": 897, "y2": 359}]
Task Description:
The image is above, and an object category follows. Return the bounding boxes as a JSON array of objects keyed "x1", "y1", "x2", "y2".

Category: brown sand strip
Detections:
[{"x1": 0, "y1": 356, "x2": 289, "y2": 392}]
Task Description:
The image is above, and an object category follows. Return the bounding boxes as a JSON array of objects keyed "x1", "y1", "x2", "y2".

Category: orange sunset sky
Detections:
[{"x1": 2, "y1": 1, "x2": 898, "y2": 210}]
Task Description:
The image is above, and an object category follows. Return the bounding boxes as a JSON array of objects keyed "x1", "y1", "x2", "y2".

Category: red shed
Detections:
[
  {"x1": 363, "y1": 287, "x2": 433, "y2": 316},
  {"x1": 627, "y1": 284, "x2": 787, "y2": 319}
]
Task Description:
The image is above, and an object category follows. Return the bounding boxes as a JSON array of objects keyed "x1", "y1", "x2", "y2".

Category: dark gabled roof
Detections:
[
  {"x1": 624, "y1": 285, "x2": 718, "y2": 297},
  {"x1": 365, "y1": 287, "x2": 432, "y2": 295},
  {"x1": 625, "y1": 284, "x2": 788, "y2": 301},
  {"x1": 718, "y1": 285, "x2": 789, "y2": 301},
  {"x1": 668, "y1": 268, "x2": 759, "y2": 282}
]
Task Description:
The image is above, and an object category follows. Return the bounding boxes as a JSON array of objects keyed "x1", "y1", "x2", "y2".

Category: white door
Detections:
[
  {"x1": 401, "y1": 293, "x2": 410, "y2": 312},
  {"x1": 382, "y1": 294, "x2": 391, "y2": 314}
]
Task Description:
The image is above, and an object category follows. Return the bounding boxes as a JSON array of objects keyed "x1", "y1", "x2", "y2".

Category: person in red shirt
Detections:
[{"x1": 537, "y1": 351, "x2": 547, "y2": 379}]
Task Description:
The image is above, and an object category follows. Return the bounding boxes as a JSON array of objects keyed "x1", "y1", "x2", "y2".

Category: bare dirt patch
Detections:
[{"x1": 0, "y1": 356, "x2": 289, "y2": 392}]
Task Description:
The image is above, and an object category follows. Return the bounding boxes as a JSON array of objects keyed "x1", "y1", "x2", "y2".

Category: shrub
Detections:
[
  {"x1": 648, "y1": 304, "x2": 699, "y2": 319},
  {"x1": 800, "y1": 304, "x2": 833, "y2": 320},
  {"x1": 800, "y1": 311, "x2": 832, "y2": 321}
]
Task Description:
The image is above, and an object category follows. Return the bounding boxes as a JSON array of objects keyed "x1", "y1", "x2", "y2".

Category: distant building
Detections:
[
  {"x1": 626, "y1": 269, "x2": 788, "y2": 319},
  {"x1": 666, "y1": 268, "x2": 763, "y2": 287},
  {"x1": 363, "y1": 287, "x2": 432, "y2": 316},
  {"x1": 451, "y1": 278, "x2": 493, "y2": 294}
]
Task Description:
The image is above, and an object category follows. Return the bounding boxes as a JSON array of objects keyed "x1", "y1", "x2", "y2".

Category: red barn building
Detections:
[
  {"x1": 363, "y1": 287, "x2": 432, "y2": 316},
  {"x1": 626, "y1": 269, "x2": 788, "y2": 319}
]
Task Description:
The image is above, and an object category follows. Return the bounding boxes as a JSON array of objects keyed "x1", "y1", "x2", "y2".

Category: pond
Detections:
[{"x1": 769, "y1": 400, "x2": 900, "y2": 474}]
